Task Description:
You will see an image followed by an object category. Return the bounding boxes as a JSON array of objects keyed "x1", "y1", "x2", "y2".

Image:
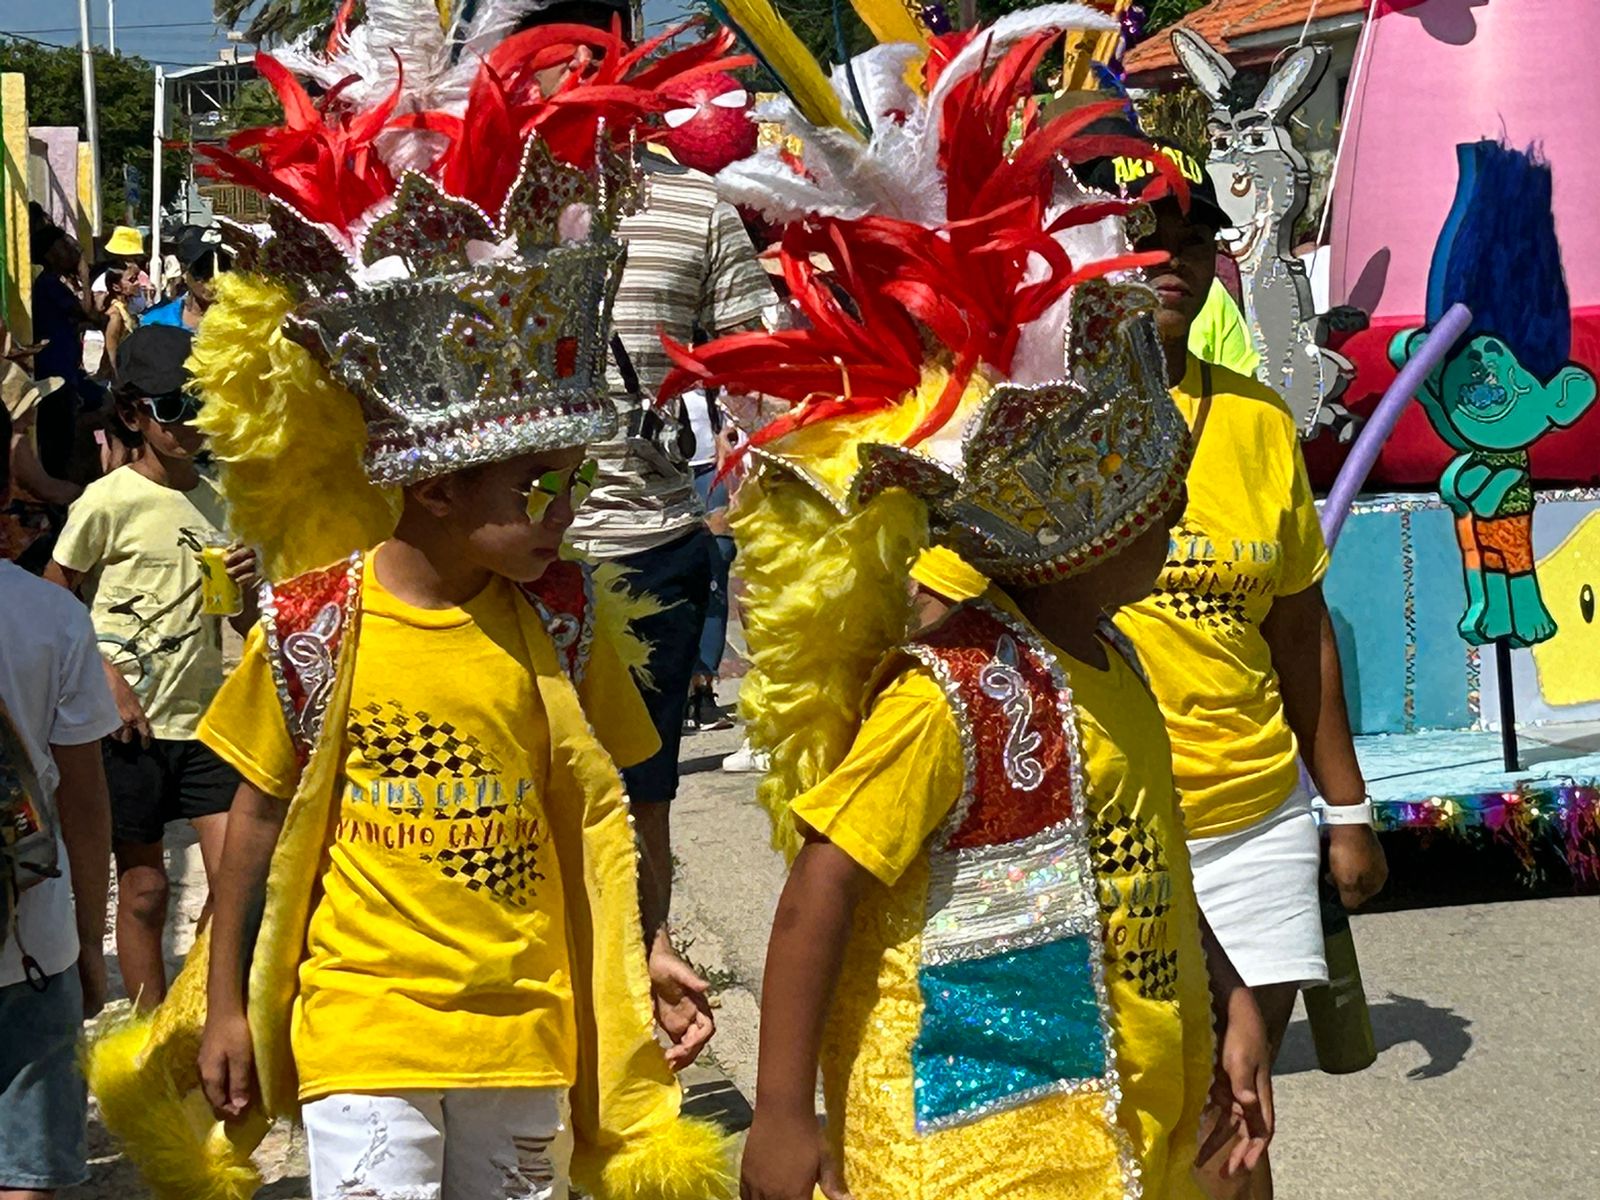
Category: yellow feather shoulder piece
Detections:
[
  {"x1": 83, "y1": 931, "x2": 270, "y2": 1200},
  {"x1": 570, "y1": 1114, "x2": 736, "y2": 1200},
  {"x1": 591, "y1": 560, "x2": 665, "y2": 690},
  {"x1": 191, "y1": 273, "x2": 400, "y2": 581},
  {"x1": 733, "y1": 472, "x2": 927, "y2": 859}
]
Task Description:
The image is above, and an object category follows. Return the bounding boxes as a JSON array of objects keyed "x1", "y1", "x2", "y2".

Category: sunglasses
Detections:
[
  {"x1": 521, "y1": 459, "x2": 599, "y2": 523},
  {"x1": 139, "y1": 390, "x2": 204, "y2": 424}
]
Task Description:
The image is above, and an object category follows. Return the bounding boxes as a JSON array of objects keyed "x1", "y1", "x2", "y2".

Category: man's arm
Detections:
[
  {"x1": 51, "y1": 739, "x2": 112, "y2": 1017},
  {"x1": 197, "y1": 780, "x2": 289, "y2": 1119},
  {"x1": 1262, "y1": 584, "x2": 1388, "y2": 909}
]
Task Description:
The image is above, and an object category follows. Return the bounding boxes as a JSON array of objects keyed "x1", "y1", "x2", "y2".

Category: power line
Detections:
[{"x1": 7, "y1": 23, "x2": 221, "y2": 35}]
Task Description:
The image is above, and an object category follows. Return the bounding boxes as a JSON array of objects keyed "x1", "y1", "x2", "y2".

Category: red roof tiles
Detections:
[{"x1": 1124, "y1": 0, "x2": 1370, "y2": 83}]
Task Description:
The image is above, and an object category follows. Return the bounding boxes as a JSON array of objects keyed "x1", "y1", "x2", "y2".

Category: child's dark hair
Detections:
[
  {"x1": 0, "y1": 403, "x2": 12, "y2": 494},
  {"x1": 109, "y1": 381, "x2": 147, "y2": 449}
]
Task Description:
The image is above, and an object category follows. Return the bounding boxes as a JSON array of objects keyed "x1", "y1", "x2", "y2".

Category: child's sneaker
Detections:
[{"x1": 720, "y1": 740, "x2": 769, "y2": 773}]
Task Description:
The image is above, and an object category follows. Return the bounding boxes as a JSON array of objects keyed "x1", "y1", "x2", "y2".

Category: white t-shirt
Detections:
[
  {"x1": 0, "y1": 561, "x2": 121, "y2": 986},
  {"x1": 683, "y1": 388, "x2": 717, "y2": 468}
]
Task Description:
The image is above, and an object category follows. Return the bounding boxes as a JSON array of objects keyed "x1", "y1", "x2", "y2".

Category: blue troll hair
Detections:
[{"x1": 1426, "y1": 139, "x2": 1573, "y2": 383}]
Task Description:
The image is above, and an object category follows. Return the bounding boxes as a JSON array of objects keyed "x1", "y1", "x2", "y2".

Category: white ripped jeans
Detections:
[{"x1": 302, "y1": 1088, "x2": 567, "y2": 1200}]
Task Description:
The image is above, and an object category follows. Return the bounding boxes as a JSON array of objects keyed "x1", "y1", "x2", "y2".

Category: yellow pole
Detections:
[
  {"x1": 1, "y1": 72, "x2": 33, "y2": 342},
  {"x1": 76, "y1": 142, "x2": 95, "y2": 253},
  {"x1": 1062, "y1": 0, "x2": 1134, "y2": 94}
]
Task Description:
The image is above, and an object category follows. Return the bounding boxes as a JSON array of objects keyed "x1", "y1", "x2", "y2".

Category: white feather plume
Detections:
[
  {"x1": 718, "y1": 3, "x2": 1116, "y2": 231},
  {"x1": 270, "y1": 0, "x2": 547, "y2": 172}
]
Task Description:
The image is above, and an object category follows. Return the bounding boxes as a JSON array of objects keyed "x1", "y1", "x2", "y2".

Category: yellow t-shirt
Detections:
[
  {"x1": 792, "y1": 627, "x2": 1212, "y2": 1199},
  {"x1": 1116, "y1": 357, "x2": 1329, "y2": 839},
  {"x1": 53, "y1": 466, "x2": 230, "y2": 740},
  {"x1": 201, "y1": 565, "x2": 658, "y2": 1100}
]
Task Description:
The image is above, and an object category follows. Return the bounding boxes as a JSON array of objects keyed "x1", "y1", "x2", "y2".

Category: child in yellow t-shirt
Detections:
[
  {"x1": 742, "y1": 513, "x2": 1274, "y2": 1200},
  {"x1": 195, "y1": 444, "x2": 686, "y2": 1192},
  {"x1": 78, "y1": 20, "x2": 745, "y2": 1200}
]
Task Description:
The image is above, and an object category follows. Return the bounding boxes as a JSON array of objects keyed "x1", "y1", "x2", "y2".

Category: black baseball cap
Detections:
[
  {"x1": 175, "y1": 224, "x2": 234, "y2": 277},
  {"x1": 117, "y1": 325, "x2": 195, "y2": 397},
  {"x1": 1073, "y1": 131, "x2": 1228, "y2": 232}
]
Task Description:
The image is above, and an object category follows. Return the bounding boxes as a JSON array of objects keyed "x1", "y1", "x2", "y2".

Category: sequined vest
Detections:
[
  {"x1": 261, "y1": 554, "x2": 600, "y2": 760},
  {"x1": 898, "y1": 599, "x2": 1127, "y2": 1149}
]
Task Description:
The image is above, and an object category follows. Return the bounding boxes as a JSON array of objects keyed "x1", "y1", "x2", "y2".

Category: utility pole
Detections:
[
  {"x1": 150, "y1": 66, "x2": 165, "y2": 291},
  {"x1": 77, "y1": 0, "x2": 103, "y2": 235},
  {"x1": 108, "y1": 0, "x2": 116, "y2": 56}
]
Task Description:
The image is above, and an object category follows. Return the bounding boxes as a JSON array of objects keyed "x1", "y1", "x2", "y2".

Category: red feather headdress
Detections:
[
  {"x1": 663, "y1": 31, "x2": 1185, "y2": 454},
  {"x1": 202, "y1": 17, "x2": 749, "y2": 236}
]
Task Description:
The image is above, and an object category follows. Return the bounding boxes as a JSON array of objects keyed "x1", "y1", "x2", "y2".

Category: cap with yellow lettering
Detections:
[{"x1": 1076, "y1": 134, "x2": 1227, "y2": 231}]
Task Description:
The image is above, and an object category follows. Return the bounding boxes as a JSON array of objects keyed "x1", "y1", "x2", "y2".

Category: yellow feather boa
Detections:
[
  {"x1": 191, "y1": 274, "x2": 400, "y2": 581},
  {"x1": 728, "y1": 367, "x2": 1005, "y2": 857}
]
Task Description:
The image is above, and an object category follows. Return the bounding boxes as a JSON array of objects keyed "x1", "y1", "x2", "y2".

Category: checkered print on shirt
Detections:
[
  {"x1": 432, "y1": 842, "x2": 546, "y2": 908},
  {"x1": 347, "y1": 699, "x2": 501, "y2": 779}
]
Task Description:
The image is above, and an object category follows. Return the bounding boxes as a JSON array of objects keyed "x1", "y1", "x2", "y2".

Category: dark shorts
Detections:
[
  {"x1": 105, "y1": 736, "x2": 240, "y2": 846},
  {"x1": 0, "y1": 969, "x2": 87, "y2": 1191},
  {"x1": 615, "y1": 526, "x2": 715, "y2": 804}
]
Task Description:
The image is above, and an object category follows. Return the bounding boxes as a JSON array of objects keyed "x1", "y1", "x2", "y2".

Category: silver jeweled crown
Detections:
[
  {"x1": 852, "y1": 280, "x2": 1191, "y2": 584},
  {"x1": 224, "y1": 138, "x2": 639, "y2": 485}
]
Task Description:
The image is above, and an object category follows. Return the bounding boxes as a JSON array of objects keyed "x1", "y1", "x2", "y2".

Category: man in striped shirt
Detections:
[{"x1": 519, "y1": 0, "x2": 777, "y2": 1065}]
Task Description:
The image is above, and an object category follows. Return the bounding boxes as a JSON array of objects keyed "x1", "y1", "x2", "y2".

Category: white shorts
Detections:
[
  {"x1": 303, "y1": 1087, "x2": 567, "y2": 1200},
  {"x1": 1188, "y1": 788, "x2": 1328, "y2": 990}
]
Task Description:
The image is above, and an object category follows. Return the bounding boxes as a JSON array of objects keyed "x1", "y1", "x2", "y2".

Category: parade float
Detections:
[{"x1": 1155, "y1": 0, "x2": 1600, "y2": 888}]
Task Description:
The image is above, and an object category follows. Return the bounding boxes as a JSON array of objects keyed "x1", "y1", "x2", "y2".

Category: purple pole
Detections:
[{"x1": 1320, "y1": 302, "x2": 1473, "y2": 548}]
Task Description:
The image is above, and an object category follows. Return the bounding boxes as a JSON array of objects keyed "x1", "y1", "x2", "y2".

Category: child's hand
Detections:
[
  {"x1": 198, "y1": 1008, "x2": 259, "y2": 1121},
  {"x1": 741, "y1": 1109, "x2": 851, "y2": 1200},
  {"x1": 648, "y1": 937, "x2": 715, "y2": 1070},
  {"x1": 77, "y1": 942, "x2": 108, "y2": 1019},
  {"x1": 1198, "y1": 983, "x2": 1274, "y2": 1177},
  {"x1": 224, "y1": 544, "x2": 262, "y2": 592},
  {"x1": 102, "y1": 660, "x2": 151, "y2": 746}
]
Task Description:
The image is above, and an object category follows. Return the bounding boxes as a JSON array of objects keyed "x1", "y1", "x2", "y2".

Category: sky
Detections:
[{"x1": 0, "y1": 0, "x2": 702, "y2": 73}]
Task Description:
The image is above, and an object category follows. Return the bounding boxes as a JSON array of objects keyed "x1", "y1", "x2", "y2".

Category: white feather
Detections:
[
  {"x1": 460, "y1": 0, "x2": 546, "y2": 58},
  {"x1": 719, "y1": 4, "x2": 1115, "y2": 231}
]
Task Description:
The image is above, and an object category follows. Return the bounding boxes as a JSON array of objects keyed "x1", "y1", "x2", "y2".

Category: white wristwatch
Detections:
[{"x1": 1315, "y1": 798, "x2": 1374, "y2": 827}]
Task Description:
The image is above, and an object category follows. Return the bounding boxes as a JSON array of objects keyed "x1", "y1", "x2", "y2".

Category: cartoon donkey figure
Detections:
[{"x1": 1172, "y1": 30, "x2": 1364, "y2": 437}]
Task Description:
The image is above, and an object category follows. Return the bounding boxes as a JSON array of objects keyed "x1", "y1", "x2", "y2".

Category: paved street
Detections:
[{"x1": 72, "y1": 714, "x2": 1600, "y2": 1199}]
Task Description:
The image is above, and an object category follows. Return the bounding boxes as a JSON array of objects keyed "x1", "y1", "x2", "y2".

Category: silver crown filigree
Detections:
[
  {"x1": 852, "y1": 280, "x2": 1192, "y2": 584},
  {"x1": 221, "y1": 137, "x2": 641, "y2": 485}
]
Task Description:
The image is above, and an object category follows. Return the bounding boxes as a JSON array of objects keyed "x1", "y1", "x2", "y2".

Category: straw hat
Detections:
[{"x1": 1, "y1": 361, "x2": 67, "y2": 423}]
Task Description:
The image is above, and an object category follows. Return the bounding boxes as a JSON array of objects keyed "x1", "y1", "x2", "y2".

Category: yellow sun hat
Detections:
[{"x1": 105, "y1": 225, "x2": 144, "y2": 257}]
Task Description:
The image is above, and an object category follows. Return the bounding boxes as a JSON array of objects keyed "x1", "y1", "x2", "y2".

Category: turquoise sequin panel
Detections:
[{"x1": 912, "y1": 934, "x2": 1105, "y2": 1131}]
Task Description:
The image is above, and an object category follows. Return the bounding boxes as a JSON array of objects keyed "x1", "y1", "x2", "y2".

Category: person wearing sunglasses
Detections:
[
  {"x1": 44, "y1": 325, "x2": 260, "y2": 1014},
  {"x1": 141, "y1": 227, "x2": 234, "y2": 334}
]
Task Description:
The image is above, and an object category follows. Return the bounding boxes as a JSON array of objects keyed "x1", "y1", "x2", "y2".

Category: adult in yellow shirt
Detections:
[
  {"x1": 1188, "y1": 278, "x2": 1262, "y2": 379},
  {"x1": 1096, "y1": 148, "x2": 1389, "y2": 1200}
]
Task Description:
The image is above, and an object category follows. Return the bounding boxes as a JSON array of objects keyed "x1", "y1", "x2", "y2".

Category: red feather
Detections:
[{"x1": 200, "y1": 53, "x2": 400, "y2": 234}]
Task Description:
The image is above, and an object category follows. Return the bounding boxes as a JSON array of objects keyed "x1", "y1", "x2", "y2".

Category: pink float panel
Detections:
[{"x1": 1321, "y1": 0, "x2": 1600, "y2": 487}]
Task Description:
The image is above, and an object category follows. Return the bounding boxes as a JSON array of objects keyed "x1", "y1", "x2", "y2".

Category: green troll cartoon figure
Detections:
[{"x1": 1391, "y1": 140, "x2": 1597, "y2": 648}]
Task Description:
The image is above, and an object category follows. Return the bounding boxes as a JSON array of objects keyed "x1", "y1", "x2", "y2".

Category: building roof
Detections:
[{"x1": 1125, "y1": 0, "x2": 1369, "y2": 84}]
